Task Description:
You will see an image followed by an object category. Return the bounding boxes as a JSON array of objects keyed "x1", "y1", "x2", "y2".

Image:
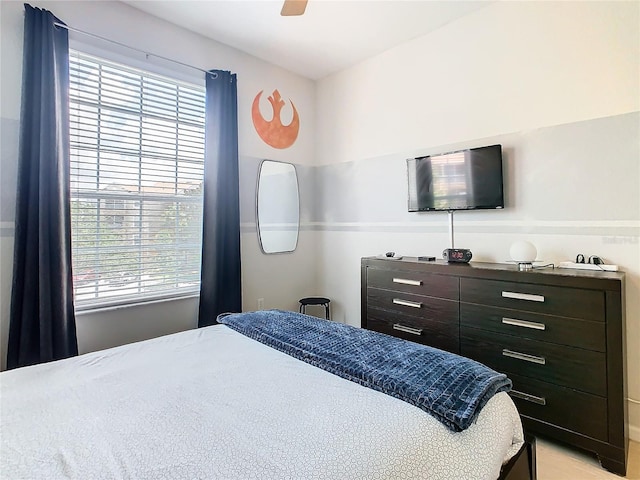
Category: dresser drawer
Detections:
[
  {"x1": 460, "y1": 303, "x2": 606, "y2": 352},
  {"x1": 367, "y1": 287, "x2": 459, "y2": 322},
  {"x1": 461, "y1": 327, "x2": 606, "y2": 396},
  {"x1": 367, "y1": 307, "x2": 459, "y2": 353},
  {"x1": 367, "y1": 268, "x2": 459, "y2": 300},
  {"x1": 460, "y1": 278, "x2": 605, "y2": 321},
  {"x1": 507, "y1": 373, "x2": 608, "y2": 441}
]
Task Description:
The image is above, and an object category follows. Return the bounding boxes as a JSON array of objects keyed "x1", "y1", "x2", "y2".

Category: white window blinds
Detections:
[{"x1": 69, "y1": 51, "x2": 206, "y2": 310}]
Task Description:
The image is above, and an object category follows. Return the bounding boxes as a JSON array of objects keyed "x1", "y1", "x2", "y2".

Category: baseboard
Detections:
[{"x1": 629, "y1": 424, "x2": 640, "y2": 443}]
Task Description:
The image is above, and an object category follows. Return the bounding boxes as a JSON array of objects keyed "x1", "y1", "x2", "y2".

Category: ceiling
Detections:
[{"x1": 122, "y1": 1, "x2": 490, "y2": 80}]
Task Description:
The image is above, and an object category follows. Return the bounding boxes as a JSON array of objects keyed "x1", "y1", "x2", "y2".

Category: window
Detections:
[{"x1": 69, "y1": 51, "x2": 205, "y2": 310}]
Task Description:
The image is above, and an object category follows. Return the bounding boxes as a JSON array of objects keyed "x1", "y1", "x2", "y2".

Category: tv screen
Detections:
[{"x1": 407, "y1": 144, "x2": 504, "y2": 212}]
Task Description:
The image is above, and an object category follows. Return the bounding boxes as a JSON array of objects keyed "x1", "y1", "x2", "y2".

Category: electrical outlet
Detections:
[{"x1": 257, "y1": 298, "x2": 264, "y2": 309}]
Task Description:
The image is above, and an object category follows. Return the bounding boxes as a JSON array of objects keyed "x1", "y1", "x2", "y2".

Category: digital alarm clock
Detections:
[{"x1": 442, "y1": 248, "x2": 473, "y2": 263}]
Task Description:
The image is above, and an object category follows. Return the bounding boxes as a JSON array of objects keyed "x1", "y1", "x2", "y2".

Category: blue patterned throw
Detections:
[{"x1": 217, "y1": 310, "x2": 511, "y2": 432}]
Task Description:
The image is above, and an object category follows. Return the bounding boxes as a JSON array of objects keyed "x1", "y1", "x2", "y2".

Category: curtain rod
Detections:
[{"x1": 53, "y1": 22, "x2": 210, "y2": 76}]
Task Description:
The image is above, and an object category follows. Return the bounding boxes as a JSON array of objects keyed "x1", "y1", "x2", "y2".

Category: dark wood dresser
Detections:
[{"x1": 361, "y1": 256, "x2": 628, "y2": 475}]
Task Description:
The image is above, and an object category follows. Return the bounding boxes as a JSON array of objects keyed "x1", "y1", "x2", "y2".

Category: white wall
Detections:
[
  {"x1": 0, "y1": 0, "x2": 318, "y2": 367},
  {"x1": 315, "y1": 1, "x2": 640, "y2": 440},
  {"x1": 316, "y1": 1, "x2": 638, "y2": 166}
]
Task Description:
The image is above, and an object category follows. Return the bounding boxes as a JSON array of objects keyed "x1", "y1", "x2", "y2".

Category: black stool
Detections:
[{"x1": 299, "y1": 297, "x2": 331, "y2": 320}]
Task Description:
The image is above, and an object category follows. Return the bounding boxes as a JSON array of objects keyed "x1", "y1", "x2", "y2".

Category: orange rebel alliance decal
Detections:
[{"x1": 252, "y1": 90, "x2": 299, "y2": 149}]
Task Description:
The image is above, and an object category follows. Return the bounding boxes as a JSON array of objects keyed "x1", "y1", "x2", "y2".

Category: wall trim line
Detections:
[{"x1": 308, "y1": 220, "x2": 640, "y2": 228}]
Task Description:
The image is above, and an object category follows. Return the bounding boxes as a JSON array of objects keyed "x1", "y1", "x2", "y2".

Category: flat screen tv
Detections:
[{"x1": 407, "y1": 144, "x2": 504, "y2": 212}]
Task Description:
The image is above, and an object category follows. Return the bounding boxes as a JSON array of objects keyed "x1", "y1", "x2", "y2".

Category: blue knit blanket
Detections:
[{"x1": 217, "y1": 310, "x2": 511, "y2": 432}]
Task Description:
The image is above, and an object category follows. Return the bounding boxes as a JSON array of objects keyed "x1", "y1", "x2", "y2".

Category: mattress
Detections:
[{"x1": 0, "y1": 324, "x2": 524, "y2": 479}]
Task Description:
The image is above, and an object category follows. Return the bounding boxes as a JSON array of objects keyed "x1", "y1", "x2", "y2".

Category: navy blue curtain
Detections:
[
  {"x1": 198, "y1": 70, "x2": 242, "y2": 327},
  {"x1": 7, "y1": 5, "x2": 77, "y2": 369}
]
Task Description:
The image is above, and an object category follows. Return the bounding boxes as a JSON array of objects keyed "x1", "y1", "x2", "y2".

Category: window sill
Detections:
[{"x1": 75, "y1": 293, "x2": 200, "y2": 316}]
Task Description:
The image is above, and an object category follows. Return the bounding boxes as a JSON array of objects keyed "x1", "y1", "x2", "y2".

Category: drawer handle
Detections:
[
  {"x1": 393, "y1": 277, "x2": 422, "y2": 286},
  {"x1": 392, "y1": 298, "x2": 422, "y2": 309},
  {"x1": 502, "y1": 349, "x2": 546, "y2": 365},
  {"x1": 502, "y1": 291, "x2": 545, "y2": 303},
  {"x1": 393, "y1": 324, "x2": 423, "y2": 336},
  {"x1": 502, "y1": 317, "x2": 546, "y2": 331},
  {"x1": 510, "y1": 389, "x2": 547, "y2": 406}
]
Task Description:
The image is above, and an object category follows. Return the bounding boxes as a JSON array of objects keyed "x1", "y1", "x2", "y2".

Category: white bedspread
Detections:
[{"x1": 1, "y1": 325, "x2": 523, "y2": 479}]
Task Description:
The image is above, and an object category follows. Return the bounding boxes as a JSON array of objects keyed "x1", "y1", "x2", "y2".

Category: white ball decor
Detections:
[{"x1": 510, "y1": 241, "x2": 537, "y2": 270}]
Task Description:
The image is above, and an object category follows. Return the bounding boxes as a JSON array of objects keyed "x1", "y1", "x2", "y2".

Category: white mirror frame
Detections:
[{"x1": 256, "y1": 160, "x2": 300, "y2": 254}]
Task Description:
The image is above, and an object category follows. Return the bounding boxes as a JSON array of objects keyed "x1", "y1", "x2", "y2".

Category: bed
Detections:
[{"x1": 0, "y1": 310, "x2": 535, "y2": 479}]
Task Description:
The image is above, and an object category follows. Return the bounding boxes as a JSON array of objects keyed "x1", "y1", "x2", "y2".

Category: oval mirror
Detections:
[{"x1": 257, "y1": 160, "x2": 299, "y2": 254}]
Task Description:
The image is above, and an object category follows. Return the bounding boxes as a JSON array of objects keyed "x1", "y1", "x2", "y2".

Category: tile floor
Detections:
[{"x1": 536, "y1": 438, "x2": 639, "y2": 480}]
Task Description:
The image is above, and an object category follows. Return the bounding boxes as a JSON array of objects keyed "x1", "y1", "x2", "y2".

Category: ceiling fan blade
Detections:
[{"x1": 281, "y1": 0, "x2": 308, "y2": 16}]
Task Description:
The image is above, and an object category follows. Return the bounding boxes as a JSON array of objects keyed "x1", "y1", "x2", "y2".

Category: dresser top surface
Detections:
[{"x1": 362, "y1": 257, "x2": 625, "y2": 290}]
